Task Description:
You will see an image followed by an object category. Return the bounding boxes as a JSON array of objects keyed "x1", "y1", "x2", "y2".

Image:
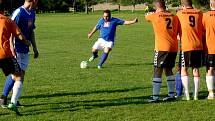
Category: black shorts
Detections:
[
  {"x1": 202, "y1": 52, "x2": 207, "y2": 66},
  {"x1": 181, "y1": 50, "x2": 203, "y2": 68},
  {"x1": 206, "y1": 54, "x2": 215, "y2": 67},
  {"x1": 0, "y1": 58, "x2": 21, "y2": 76},
  {"x1": 153, "y1": 51, "x2": 177, "y2": 68}
]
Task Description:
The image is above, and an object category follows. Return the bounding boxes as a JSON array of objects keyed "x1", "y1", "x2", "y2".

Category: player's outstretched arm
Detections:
[
  {"x1": 31, "y1": 31, "x2": 39, "y2": 58},
  {"x1": 17, "y1": 33, "x2": 31, "y2": 46},
  {"x1": 88, "y1": 26, "x2": 98, "y2": 39},
  {"x1": 124, "y1": 17, "x2": 138, "y2": 25}
]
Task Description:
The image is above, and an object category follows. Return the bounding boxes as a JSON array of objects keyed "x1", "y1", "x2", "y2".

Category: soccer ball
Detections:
[{"x1": 80, "y1": 61, "x2": 88, "y2": 69}]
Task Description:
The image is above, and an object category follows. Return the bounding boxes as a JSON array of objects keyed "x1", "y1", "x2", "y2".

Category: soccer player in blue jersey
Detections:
[
  {"x1": 88, "y1": 10, "x2": 138, "y2": 69},
  {"x1": 0, "y1": 0, "x2": 39, "y2": 108}
]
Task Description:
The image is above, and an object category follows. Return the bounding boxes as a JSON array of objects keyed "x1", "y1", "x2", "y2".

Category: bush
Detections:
[{"x1": 171, "y1": 2, "x2": 180, "y2": 7}]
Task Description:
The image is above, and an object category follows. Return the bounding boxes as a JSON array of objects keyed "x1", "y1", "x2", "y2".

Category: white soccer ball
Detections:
[{"x1": 80, "y1": 61, "x2": 88, "y2": 69}]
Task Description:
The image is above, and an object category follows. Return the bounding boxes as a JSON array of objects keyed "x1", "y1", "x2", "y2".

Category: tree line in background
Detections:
[
  {"x1": 37, "y1": 0, "x2": 152, "y2": 13},
  {"x1": 3, "y1": 0, "x2": 209, "y2": 14}
]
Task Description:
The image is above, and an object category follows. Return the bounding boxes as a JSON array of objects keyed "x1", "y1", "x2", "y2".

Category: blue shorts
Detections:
[{"x1": 16, "y1": 53, "x2": 29, "y2": 71}]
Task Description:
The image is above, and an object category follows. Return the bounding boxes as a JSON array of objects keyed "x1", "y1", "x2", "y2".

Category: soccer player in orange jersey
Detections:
[
  {"x1": 0, "y1": 0, "x2": 39, "y2": 109},
  {"x1": 202, "y1": 0, "x2": 215, "y2": 100},
  {"x1": 0, "y1": 1, "x2": 31, "y2": 114},
  {"x1": 177, "y1": 0, "x2": 204, "y2": 100},
  {"x1": 145, "y1": 0, "x2": 180, "y2": 102}
]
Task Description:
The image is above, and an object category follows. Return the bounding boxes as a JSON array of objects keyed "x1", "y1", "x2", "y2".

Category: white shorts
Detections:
[
  {"x1": 16, "y1": 53, "x2": 29, "y2": 71},
  {"x1": 92, "y1": 38, "x2": 114, "y2": 50}
]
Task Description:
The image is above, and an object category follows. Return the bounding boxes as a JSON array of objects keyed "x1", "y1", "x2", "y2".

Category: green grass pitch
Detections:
[{"x1": 0, "y1": 12, "x2": 214, "y2": 121}]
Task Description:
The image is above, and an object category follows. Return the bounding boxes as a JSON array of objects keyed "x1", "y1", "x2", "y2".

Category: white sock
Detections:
[
  {"x1": 167, "y1": 75, "x2": 175, "y2": 97},
  {"x1": 193, "y1": 77, "x2": 200, "y2": 98},
  {"x1": 206, "y1": 76, "x2": 214, "y2": 94},
  {"x1": 153, "y1": 78, "x2": 162, "y2": 97},
  {"x1": 213, "y1": 73, "x2": 215, "y2": 89},
  {"x1": 181, "y1": 76, "x2": 189, "y2": 97},
  {"x1": 17, "y1": 81, "x2": 23, "y2": 99},
  {"x1": 11, "y1": 81, "x2": 23, "y2": 105}
]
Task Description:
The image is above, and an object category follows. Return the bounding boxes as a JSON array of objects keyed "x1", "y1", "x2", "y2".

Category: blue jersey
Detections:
[
  {"x1": 11, "y1": 6, "x2": 36, "y2": 53},
  {"x1": 96, "y1": 17, "x2": 125, "y2": 42}
]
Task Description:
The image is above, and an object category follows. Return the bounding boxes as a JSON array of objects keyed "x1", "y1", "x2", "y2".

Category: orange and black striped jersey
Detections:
[
  {"x1": 202, "y1": 10, "x2": 215, "y2": 54},
  {"x1": 177, "y1": 8, "x2": 203, "y2": 52},
  {"x1": 145, "y1": 11, "x2": 179, "y2": 52}
]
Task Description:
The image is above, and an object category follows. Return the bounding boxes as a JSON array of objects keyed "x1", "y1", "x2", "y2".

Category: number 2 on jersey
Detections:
[{"x1": 165, "y1": 18, "x2": 172, "y2": 29}]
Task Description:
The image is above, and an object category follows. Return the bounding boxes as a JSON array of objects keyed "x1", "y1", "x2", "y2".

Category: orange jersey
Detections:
[
  {"x1": 145, "y1": 11, "x2": 179, "y2": 52},
  {"x1": 202, "y1": 10, "x2": 215, "y2": 54},
  {"x1": 0, "y1": 14, "x2": 21, "y2": 59},
  {"x1": 177, "y1": 8, "x2": 203, "y2": 52}
]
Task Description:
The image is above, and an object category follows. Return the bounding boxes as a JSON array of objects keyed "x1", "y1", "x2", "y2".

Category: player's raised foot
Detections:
[
  {"x1": 0, "y1": 96, "x2": 7, "y2": 108},
  {"x1": 163, "y1": 95, "x2": 176, "y2": 101},
  {"x1": 88, "y1": 56, "x2": 95, "y2": 62},
  {"x1": 89, "y1": 55, "x2": 98, "y2": 62},
  {"x1": 8, "y1": 103, "x2": 21, "y2": 115},
  {"x1": 182, "y1": 96, "x2": 190, "y2": 101},
  {"x1": 98, "y1": 66, "x2": 102, "y2": 69},
  {"x1": 148, "y1": 96, "x2": 159, "y2": 103}
]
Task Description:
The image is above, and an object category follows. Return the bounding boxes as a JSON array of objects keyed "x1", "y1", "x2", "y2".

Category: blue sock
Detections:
[
  {"x1": 2, "y1": 75, "x2": 15, "y2": 97},
  {"x1": 98, "y1": 53, "x2": 109, "y2": 66}
]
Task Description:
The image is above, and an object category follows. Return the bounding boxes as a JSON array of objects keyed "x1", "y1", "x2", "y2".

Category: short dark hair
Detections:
[
  {"x1": 103, "y1": 9, "x2": 111, "y2": 17},
  {"x1": 154, "y1": 0, "x2": 166, "y2": 9},
  {"x1": 181, "y1": 0, "x2": 193, "y2": 6}
]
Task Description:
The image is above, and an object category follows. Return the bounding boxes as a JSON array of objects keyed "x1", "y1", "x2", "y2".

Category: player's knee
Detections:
[
  {"x1": 193, "y1": 68, "x2": 200, "y2": 76},
  {"x1": 11, "y1": 74, "x2": 22, "y2": 81},
  {"x1": 154, "y1": 68, "x2": 162, "y2": 78},
  {"x1": 12, "y1": 70, "x2": 25, "y2": 81},
  {"x1": 181, "y1": 67, "x2": 188, "y2": 76},
  {"x1": 165, "y1": 68, "x2": 173, "y2": 76},
  {"x1": 104, "y1": 48, "x2": 111, "y2": 53},
  {"x1": 92, "y1": 48, "x2": 98, "y2": 52},
  {"x1": 207, "y1": 71, "x2": 213, "y2": 76}
]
